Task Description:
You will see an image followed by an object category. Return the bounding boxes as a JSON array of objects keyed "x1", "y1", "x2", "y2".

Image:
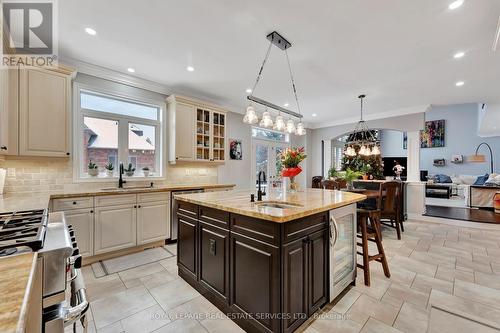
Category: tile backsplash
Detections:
[{"x1": 0, "y1": 157, "x2": 219, "y2": 194}]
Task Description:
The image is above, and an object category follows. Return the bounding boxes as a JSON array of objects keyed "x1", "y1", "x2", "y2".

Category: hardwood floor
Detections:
[{"x1": 424, "y1": 205, "x2": 500, "y2": 224}]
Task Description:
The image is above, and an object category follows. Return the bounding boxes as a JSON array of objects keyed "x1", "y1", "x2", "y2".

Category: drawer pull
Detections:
[{"x1": 72, "y1": 201, "x2": 77, "y2": 205}]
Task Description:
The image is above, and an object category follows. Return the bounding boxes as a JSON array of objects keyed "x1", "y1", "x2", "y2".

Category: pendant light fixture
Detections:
[
  {"x1": 345, "y1": 95, "x2": 380, "y2": 156},
  {"x1": 243, "y1": 105, "x2": 258, "y2": 124},
  {"x1": 259, "y1": 108, "x2": 274, "y2": 128},
  {"x1": 244, "y1": 31, "x2": 306, "y2": 136},
  {"x1": 273, "y1": 113, "x2": 286, "y2": 132}
]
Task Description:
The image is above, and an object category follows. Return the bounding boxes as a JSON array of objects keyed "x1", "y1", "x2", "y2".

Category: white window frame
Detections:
[
  {"x1": 251, "y1": 127, "x2": 290, "y2": 187},
  {"x1": 73, "y1": 83, "x2": 166, "y2": 182}
]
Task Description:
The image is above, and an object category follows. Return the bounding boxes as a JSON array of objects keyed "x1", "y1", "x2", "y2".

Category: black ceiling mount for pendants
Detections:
[{"x1": 246, "y1": 30, "x2": 303, "y2": 120}]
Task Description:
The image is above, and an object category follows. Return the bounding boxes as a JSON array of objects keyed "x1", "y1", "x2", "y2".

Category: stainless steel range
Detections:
[{"x1": 0, "y1": 209, "x2": 89, "y2": 332}]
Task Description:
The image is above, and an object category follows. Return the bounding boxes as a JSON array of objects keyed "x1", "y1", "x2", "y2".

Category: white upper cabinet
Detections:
[
  {"x1": 0, "y1": 65, "x2": 75, "y2": 157},
  {"x1": 167, "y1": 95, "x2": 227, "y2": 164},
  {"x1": 0, "y1": 68, "x2": 19, "y2": 155},
  {"x1": 19, "y1": 66, "x2": 74, "y2": 157}
]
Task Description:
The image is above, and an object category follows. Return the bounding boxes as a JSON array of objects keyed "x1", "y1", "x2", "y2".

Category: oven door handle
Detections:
[{"x1": 63, "y1": 268, "x2": 89, "y2": 327}]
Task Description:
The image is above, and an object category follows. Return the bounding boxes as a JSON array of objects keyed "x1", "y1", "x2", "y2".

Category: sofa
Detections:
[{"x1": 429, "y1": 174, "x2": 500, "y2": 207}]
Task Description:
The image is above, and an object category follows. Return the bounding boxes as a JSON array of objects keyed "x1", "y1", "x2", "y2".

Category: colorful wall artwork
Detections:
[{"x1": 420, "y1": 119, "x2": 445, "y2": 148}]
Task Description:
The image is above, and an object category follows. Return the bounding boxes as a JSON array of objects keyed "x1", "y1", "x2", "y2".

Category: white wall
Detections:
[
  {"x1": 217, "y1": 111, "x2": 253, "y2": 189},
  {"x1": 380, "y1": 130, "x2": 407, "y2": 157}
]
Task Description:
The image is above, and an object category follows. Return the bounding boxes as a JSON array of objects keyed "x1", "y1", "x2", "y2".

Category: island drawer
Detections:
[
  {"x1": 230, "y1": 214, "x2": 280, "y2": 246},
  {"x1": 52, "y1": 196, "x2": 94, "y2": 211},
  {"x1": 282, "y1": 212, "x2": 328, "y2": 244},
  {"x1": 199, "y1": 207, "x2": 229, "y2": 229},
  {"x1": 176, "y1": 201, "x2": 198, "y2": 220}
]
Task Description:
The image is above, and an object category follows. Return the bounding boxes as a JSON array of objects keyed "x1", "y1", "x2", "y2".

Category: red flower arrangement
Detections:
[{"x1": 280, "y1": 147, "x2": 307, "y2": 190}]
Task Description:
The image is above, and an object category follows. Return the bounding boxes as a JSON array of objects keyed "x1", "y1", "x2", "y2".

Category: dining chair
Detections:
[
  {"x1": 378, "y1": 181, "x2": 403, "y2": 240},
  {"x1": 321, "y1": 179, "x2": 341, "y2": 190},
  {"x1": 311, "y1": 176, "x2": 324, "y2": 189}
]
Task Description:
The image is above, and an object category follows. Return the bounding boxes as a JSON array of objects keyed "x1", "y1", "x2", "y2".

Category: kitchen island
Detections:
[{"x1": 174, "y1": 188, "x2": 366, "y2": 333}]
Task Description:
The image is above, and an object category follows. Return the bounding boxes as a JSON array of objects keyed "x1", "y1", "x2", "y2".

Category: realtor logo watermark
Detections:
[{"x1": 1, "y1": 0, "x2": 58, "y2": 67}]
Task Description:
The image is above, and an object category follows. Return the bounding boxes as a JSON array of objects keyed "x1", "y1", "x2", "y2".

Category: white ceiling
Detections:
[{"x1": 59, "y1": 0, "x2": 500, "y2": 127}]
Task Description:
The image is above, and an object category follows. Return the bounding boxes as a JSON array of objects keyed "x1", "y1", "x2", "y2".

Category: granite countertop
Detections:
[
  {"x1": 174, "y1": 188, "x2": 367, "y2": 222},
  {"x1": 0, "y1": 183, "x2": 235, "y2": 214},
  {"x1": 0, "y1": 252, "x2": 38, "y2": 333}
]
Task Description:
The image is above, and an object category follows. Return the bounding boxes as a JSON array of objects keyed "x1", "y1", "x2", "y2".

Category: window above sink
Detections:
[{"x1": 73, "y1": 83, "x2": 165, "y2": 182}]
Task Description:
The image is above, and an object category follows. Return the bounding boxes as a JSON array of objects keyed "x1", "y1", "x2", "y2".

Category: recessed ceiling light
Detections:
[
  {"x1": 245, "y1": 88, "x2": 252, "y2": 94},
  {"x1": 453, "y1": 51, "x2": 465, "y2": 59},
  {"x1": 85, "y1": 27, "x2": 97, "y2": 36},
  {"x1": 312, "y1": 113, "x2": 317, "y2": 117},
  {"x1": 284, "y1": 103, "x2": 289, "y2": 107},
  {"x1": 449, "y1": 0, "x2": 464, "y2": 10},
  {"x1": 186, "y1": 66, "x2": 195, "y2": 72},
  {"x1": 127, "y1": 68, "x2": 135, "y2": 73},
  {"x1": 455, "y1": 81, "x2": 465, "y2": 86}
]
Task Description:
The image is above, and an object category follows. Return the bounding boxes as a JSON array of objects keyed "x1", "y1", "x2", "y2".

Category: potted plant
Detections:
[
  {"x1": 124, "y1": 163, "x2": 135, "y2": 177},
  {"x1": 104, "y1": 162, "x2": 114, "y2": 177},
  {"x1": 338, "y1": 168, "x2": 363, "y2": 190},
  {"x1": 87, "y1": 160, "x2": 98, "y2": 177},
  {"x1": 360, "y1": 164, "x2": 371, "y2": 180},
  {"x1": 328, "y1": 166, "x2": 338, "y2": 180},
  {"x1": 280, "y1": 147, "x2": 307, "y2": 191},
  {"x1": 142, "y1": 166, "x2": 150, "y2": 177}
]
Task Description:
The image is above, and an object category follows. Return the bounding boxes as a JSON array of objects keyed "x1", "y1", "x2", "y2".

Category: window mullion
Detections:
[{"x1": 118, "y1": 120, "x2": 129, "y2": 168}]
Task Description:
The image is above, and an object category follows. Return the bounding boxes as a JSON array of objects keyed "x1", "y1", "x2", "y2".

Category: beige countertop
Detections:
[
  {"x1": 175, "y1": 188, "x2": 367, "y2": 222},
  {"x1": 0, "y1": 183, "x2": 235, "y2": 213},
  {"x1": 0, "y1": 253, "x2": 38, "y2": 333}
]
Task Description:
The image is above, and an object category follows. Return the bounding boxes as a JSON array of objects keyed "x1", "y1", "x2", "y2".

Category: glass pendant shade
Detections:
[
  {"x1": 371, "y1": 145, "x2": 380, "y2": 155},
  {"x1": 295, "y1": 122, "x2": 306, "y2": 136},
  {"x1": 285, "y1": 119, "x2": 296, "y2": 134},
  {"x1": 273, "y1": 115, "x2": 285, "y2": 131},
  {"x1": 243, "y1": 106, "x2": 258, "y2": 124},
  {"x1": 259, "y1": 111, "x2": 274, "y2": 128}
]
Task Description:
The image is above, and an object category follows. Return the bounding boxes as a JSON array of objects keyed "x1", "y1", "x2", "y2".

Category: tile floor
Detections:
[{"x1": 70, "y1": 218, "x2": 500, "y2": 333}]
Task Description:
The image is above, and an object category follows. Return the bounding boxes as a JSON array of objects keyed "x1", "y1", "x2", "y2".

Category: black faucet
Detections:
[
  {"x1": 118, "y1": 162, "x2": 126, "y2": 188},
  {"x1": 257, "y1": 171, "x2": 266, "y2": 201}
]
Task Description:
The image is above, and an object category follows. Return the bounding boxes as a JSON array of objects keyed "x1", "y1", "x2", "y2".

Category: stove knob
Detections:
[
  {"x1": 73, "y1": 255, "x2": 82, "y2": 269},
  {"x1": 72, "y1": 241, "x2": 77, "y2": 248},
  {"x1": 72, "y1": 248, "x2": 80, "y2": 256},
  {"x1": 69, "y1": 230, "x2": 75, "y2": 237},
  {"x1": 71, "y1": 236, "x2": 76, "y2": 242},
  {"x1": 67, "y1": 224, "x2": 73, "y2": 229}
]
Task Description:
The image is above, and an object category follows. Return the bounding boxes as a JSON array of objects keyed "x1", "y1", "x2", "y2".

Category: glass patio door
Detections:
[{"x1": 252, "y1": 140, "x2": 288, "y2": 190}]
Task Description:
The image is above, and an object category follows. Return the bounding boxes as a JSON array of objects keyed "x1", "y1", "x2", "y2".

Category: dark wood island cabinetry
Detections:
[{"x1": 174, "y1": 189, "x2": 366, "y2": 333}]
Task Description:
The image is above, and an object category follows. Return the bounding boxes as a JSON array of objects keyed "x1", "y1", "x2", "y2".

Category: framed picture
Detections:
[
  {"x1": 229, "y1": 139, "x2": 242, "y2": 160},
  {"x1": 403, "y1": 132, "x2": 408, "y2": 150},
  {"x1": 420, "y1": 119, "x2": 445, "y2": 148}
]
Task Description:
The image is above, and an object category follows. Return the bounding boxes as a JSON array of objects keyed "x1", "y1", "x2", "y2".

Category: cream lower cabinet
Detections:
[
  {"x1": 137, "y1": 200, "x2": 170, "y2": 245},
  {"x1": 64, "y1": 208, "x2": 94, "y2": 257},
  {"x1": 94, "y1": 204, "x2": 137, "y2": 255}
]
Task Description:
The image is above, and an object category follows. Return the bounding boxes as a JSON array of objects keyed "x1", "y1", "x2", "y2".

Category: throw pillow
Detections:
[
  {"x1": 485, "y1": 175, "x2": 500, "y2": 186},
  {"x1": 436, "y1": 174, "x2": 452, "y2": 183},
  {"x1": 460, "y1": 175, "x2": 479, "y2": 185},
  {"x1": 473, "y1": 174, "x2": 490, "y2": 186}
]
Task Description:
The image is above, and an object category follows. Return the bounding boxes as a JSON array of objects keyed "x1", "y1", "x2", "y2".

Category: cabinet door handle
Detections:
[
  {"x1": 72, "y1": 201, "x2": 77, "y2": 205},
  {"x1": 330, "y1": 216, "x2": 339, "y2": 247},
  {"x1": 0, "y1": 146, "x2": 7, "y2": 150},
  {"x1": 138, "y1": 205, "x2": 141, "y2": 208},
  {"x1": 66, "y1": 152, "x2": 70, "y2": 156},
  {"x1": 90, "y1": 210, "x2": 94, "y2": 213},
  {"x1": 133, "y1": 205, "x2": 137, "y2": 208}
]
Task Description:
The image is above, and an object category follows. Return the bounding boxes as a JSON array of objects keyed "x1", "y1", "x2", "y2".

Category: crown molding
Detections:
[
  {"x1": 309, "y1": 104, "x2": 431, "y2": 129},
  {"x1": 60, "y1": 58, "x2": 172, "y2": 95}
]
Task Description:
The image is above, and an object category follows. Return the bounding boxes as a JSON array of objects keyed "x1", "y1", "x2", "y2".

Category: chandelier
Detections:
[
  {"x1": 243, "y1": 31, "x2": 306, "y2": 136},
  {"x1": 344, "y1": 95, "x2": 380, "y2": 157}
]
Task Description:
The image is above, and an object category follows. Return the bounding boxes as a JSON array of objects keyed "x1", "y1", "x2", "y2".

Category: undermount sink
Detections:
[{"x1": 255, "y1": 201, "x2": 303, "y2": 209}]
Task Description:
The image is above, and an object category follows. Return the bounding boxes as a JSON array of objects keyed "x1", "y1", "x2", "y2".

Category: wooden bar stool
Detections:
[
  {"x1": 379, "y1": 181, "x2": 404, "y2": 240},
  {"x1": 357, "y1": 209, "x2": 391, "y2": 286}
]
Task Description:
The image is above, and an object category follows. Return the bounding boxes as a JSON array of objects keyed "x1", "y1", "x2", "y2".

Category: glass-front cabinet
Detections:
[
  {"x1": 167, "y1": 95, "x2": 227, "y2": 164},
  {"x1": 195, "y1": 108, "x2": 225, "y2": 162}
]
